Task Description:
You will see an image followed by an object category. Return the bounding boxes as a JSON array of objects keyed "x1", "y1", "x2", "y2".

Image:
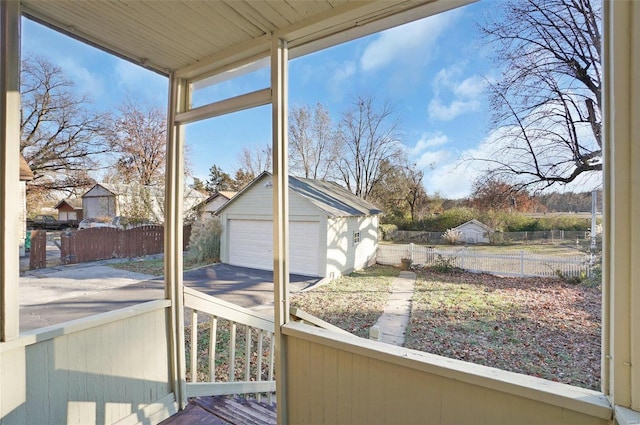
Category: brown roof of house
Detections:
[{"x1": 20, "y1": 156, "x2": 34, "y2": 181}]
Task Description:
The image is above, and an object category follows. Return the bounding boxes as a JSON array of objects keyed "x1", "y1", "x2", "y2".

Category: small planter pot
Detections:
[{"x1": 400, "y1": 258, "x2": 412, "y2": 271}]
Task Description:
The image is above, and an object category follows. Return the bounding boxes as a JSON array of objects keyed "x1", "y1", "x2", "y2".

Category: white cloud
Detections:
[
  {"x1": 422, "y1": 115, "x2": 603, "y2": 198},
  {"x1": 57, "y1": 58, "x2": 106, "y2": 99},
  {"x1": 115, "y1": 61, "x2": 167, "y2": 103},
  {"x1": 360, "y1": 11, "x2": 461, "y2": 72},
  {"x1": 428, "y1": 98, "x2": 481, "y2": 121},
  {"x1": 324, "y1": 60, "x2": 357, "y2": 102},
  {"x1": 415, "y1": 149, "x2": 452, "y2": 170},
  {"x1": 428, "y1": 64, "x2": 486, "y2": 121},
  {"x1": 410, "y1": 132, "x2": 449, "y2": 156},
  {"x1": 454, "y1": 75, "x2": 486, "y2": 98}
]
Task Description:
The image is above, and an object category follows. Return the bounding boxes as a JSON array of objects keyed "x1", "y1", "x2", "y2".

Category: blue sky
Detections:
[{"x1": 22, "y1": 2, "x2": 503, "y2": 199}]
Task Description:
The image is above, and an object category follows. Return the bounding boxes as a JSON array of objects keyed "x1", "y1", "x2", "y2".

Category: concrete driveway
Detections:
[{"x1": 20, "y1": 261, "x2": 321, "y2": 332}]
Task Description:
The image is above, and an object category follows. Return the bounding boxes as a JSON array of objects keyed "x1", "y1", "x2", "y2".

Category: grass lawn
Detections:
[
  {"x1": 290, "y1": 264, "x2": 601, "y2": 391},
  {"x1": 290, "y1": 265, "x2": 399, "y2": 338},
  {"x1": 121, "y1": 257, "x2": 600, "y2": 391},
  {"x1": 109, "y1": 254, "x2": 214, "y2": 276},
  {"x1": 405, "y1": 269, "x2": 601, "y2": 391},
  {"x1": 381, "y1": 241, "x2": 585, "y2": 257}
]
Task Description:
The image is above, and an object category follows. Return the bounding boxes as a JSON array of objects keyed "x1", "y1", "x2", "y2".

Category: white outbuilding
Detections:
[
  {"x1": 453, "y1": 219, "x2": 493, "y2": 244},
  {"x1": 218, "y1": 172, "x2": 382, "y2": 278}
]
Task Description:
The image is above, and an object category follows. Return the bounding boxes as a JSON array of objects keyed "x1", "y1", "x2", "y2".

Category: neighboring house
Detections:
[
  {"x1": 82, "y1": 183, "x2": 207, "y2": 222},
  {"x1": 82, "y1": 183, "x2": 117, "y2": 219},
  {"x1": 453, "y1": 219, "x2": 492, "y2": 244},
  {"x1": 194, "y1": 191, "x2": 236, "y2": 218},
  {"x1": 218, "y1": 172, "x2": 382, "y2": 278},
  {"x1": 54, "y1": 198, "x2": 83, "y2": 222},
  {"x1": 19, "y1": 155, "x2": 34, "y2": 255}
]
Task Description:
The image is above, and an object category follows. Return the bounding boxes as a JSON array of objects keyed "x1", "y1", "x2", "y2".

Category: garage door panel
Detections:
[
  {"x1": 229, "y1": 220, "x2": 272, "y2": 271},
  {"x1": 228, "y1": 219, "x2": 320, "y2": 276}
]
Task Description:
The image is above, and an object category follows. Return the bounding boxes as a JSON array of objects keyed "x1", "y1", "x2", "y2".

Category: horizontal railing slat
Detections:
[
  {"x1": 184, "y1": 286, "x2": 274, "y2": 332},
  {"x1": 186, "y1": 381, "x2": 276, "y2": 397}
]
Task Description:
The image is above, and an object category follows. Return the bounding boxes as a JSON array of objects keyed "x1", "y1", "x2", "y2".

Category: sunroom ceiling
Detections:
[{"x1": 21, "y1": 0, "x2": 471, "y2": 79}]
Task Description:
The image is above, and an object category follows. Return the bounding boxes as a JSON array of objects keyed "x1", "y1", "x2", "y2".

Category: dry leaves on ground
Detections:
[
  {"x1": 290, "y1": 265, "x2": 398, "y2": 338},
  {"x1": 405, "y1": 270, "x2": 601, "y2": 390}
]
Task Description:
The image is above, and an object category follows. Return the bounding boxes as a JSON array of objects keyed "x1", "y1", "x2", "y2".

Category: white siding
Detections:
[
  {"x1": 325, "y1": 215, "x2": 378, "y2": 279},
  {"x1": 227, "y1": 219, "x2": 320, "y2": 276},
  {"x1": 220, "y1": 177, "x2": 325, "y2": 273},
  {"x1": 58, "y1": 210, "x2": 78, "y2": 221},
  {"x1": 19, "y1": 181, "x2": 26, "y2": 241},
  {"x1": 0, "y1": 303, "x2": 174, "y2": 424},
  {"x1": 220, "y1": 175, "x2": 379, "y2": 279},
  {"x1": 83, "y1": 196, "x2": 117, "y2": 219},
  {"x1": 457, "y1": 222, "x2": 490, "y2": 244}
]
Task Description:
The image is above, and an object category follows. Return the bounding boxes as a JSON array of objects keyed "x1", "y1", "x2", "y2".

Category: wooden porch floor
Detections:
[{"x1": 160, "y1": 396, "x2": 277, "y2": 425}]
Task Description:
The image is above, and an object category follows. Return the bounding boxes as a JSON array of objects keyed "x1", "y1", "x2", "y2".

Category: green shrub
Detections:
[
  {"x1": 189, "y1": 216, "x2": 222, "y2": 262},
  {"x1": 428, "y1": 254, "x2": 461, "y2": 273},
  {"x1": 379, "y1": 224, "x2": 398, "y2": 240}
]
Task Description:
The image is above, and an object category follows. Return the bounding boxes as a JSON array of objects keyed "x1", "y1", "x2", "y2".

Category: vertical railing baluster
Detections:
[
  {"x1": 209, "y1": 316, "x2": 217, "y2": 382},
  {"x1": 257, "y1": 330, "x2": 264, "y2": 402},
  {"x1": 191, "y1": 310, "x2": 198, "y2": 383},
  {"x1": 245, "y1": 324, "x2": 251, "y2": 382},
  {"x1": 245, "y1": 325, "x2": 251, "y2": 399},
  {"x1": 229, "y1": 322, "x2": 236, "y2": 382},
  {"x1": 268, "y1": 332, "x2": 275, "y2": 404}
]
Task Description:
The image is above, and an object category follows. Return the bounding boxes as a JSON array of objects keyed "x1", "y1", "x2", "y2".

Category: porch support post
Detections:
[
  {"x1": 165, "y1": 72, "x2": 188, "y2": 409},
  {"x1": 271, "y1": 36, "x2": 289, "y2": 425},
  {"x1": 0, "y1": 0, "x2": 21, "y2": 341},
  {"x1": 603, "y1": 0, "x2": 640, "y2": 414}
]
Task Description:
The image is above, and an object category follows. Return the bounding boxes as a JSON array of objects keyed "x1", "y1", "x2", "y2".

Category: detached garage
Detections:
[{"x1": 218, "y1": 172, "x2": 382, "y2": 278}]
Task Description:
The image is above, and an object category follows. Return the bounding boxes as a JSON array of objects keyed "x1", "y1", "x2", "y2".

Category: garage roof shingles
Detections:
[
  {"x1": 217, "y1": 172, "x2": 382, "y2": 218},
  {"x1": 289, "y1": 176, "x2": 382, "y2": 217}
]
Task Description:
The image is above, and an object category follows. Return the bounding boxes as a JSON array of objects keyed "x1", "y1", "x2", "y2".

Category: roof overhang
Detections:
[{"x1": 20, "y1": 0, "x2": 475, "y2": 80}]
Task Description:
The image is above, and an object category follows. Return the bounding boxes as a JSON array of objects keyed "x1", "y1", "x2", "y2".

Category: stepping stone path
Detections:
[{"x1": 369, "y1": 270, "x2": 416, "y2": 346}]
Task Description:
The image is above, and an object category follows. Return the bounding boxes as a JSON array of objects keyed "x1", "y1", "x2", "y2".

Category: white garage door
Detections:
[{"x1": 228, "y1": 219, "x2": 320, "y2": 276}]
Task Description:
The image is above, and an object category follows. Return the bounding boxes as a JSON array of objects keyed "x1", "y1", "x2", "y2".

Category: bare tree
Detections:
[
  {"x1": 477, "y1": 0, "x2": 602, "y2": 190},
  {"x1": 106, "y1": 99, "x2": 167, "y2": 186},
  {"x1": 335, "y1": 95, "x2": 402, "y2": 200},
  {"x1": 237, "y1": 144, "x2": 271, "y2": 176},
  {"x1": 20, "y1": 56, "x2": 109, "y2": 206},
  {"x1": 288, "y1": 103, "x2": 340, "y2": 179},
  {"x1": 369, "y1": 159, "x2": 428, "y2": 222}
]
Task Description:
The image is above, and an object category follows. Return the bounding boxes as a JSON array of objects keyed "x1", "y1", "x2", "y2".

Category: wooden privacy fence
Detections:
[
  {"x1": 60, "y1": 225, "x2": 192, "y2": 264},
  {"x1": 28, "y1": 230, "x2": 47, "y2": 270},
  {"x1": 377, "y1": 243, "x2": 591, "y2": 278}
]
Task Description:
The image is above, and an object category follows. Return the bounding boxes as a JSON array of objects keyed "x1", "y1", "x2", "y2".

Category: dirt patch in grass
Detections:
[
  {"x1": 290, "y1": 265, "x2": 398, "y2": 338},
  {"x1": 405, "y1": 269, "x2": 601, "y2": 390}
]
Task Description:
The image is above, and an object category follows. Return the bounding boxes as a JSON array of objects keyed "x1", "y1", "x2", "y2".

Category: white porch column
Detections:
[
  {"x1": 271, "y1": 36, "x2": 290, "y2": 425},
  {"x1": 165, "y1": 72, "x2": 188, "y2": 409},
  {"x1": 603, "y1": 0, "x2": 640, "y2": 415},
  {"x1": 0, "y1": 0, "x2": 21, "y2": 341}
]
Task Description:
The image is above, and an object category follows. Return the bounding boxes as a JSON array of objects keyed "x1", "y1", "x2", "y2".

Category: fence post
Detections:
[
  {"x1": 520, "y1": 251, "x2": 525, "y2": 276},
  {"x1": 461, "y1": 247, "x2": 465, "y2": 269},
  {"x1": 409, "y1": 243, "x2": 414, "y2": 262}
]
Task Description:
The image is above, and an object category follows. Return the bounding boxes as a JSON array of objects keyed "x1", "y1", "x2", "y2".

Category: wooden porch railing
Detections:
[
  {"x1": 183, "y1": 287, "x2": 276, "y2": 403},
  {"x1": 182, "y1": 288, "x2": 360, "y2": 405}
]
